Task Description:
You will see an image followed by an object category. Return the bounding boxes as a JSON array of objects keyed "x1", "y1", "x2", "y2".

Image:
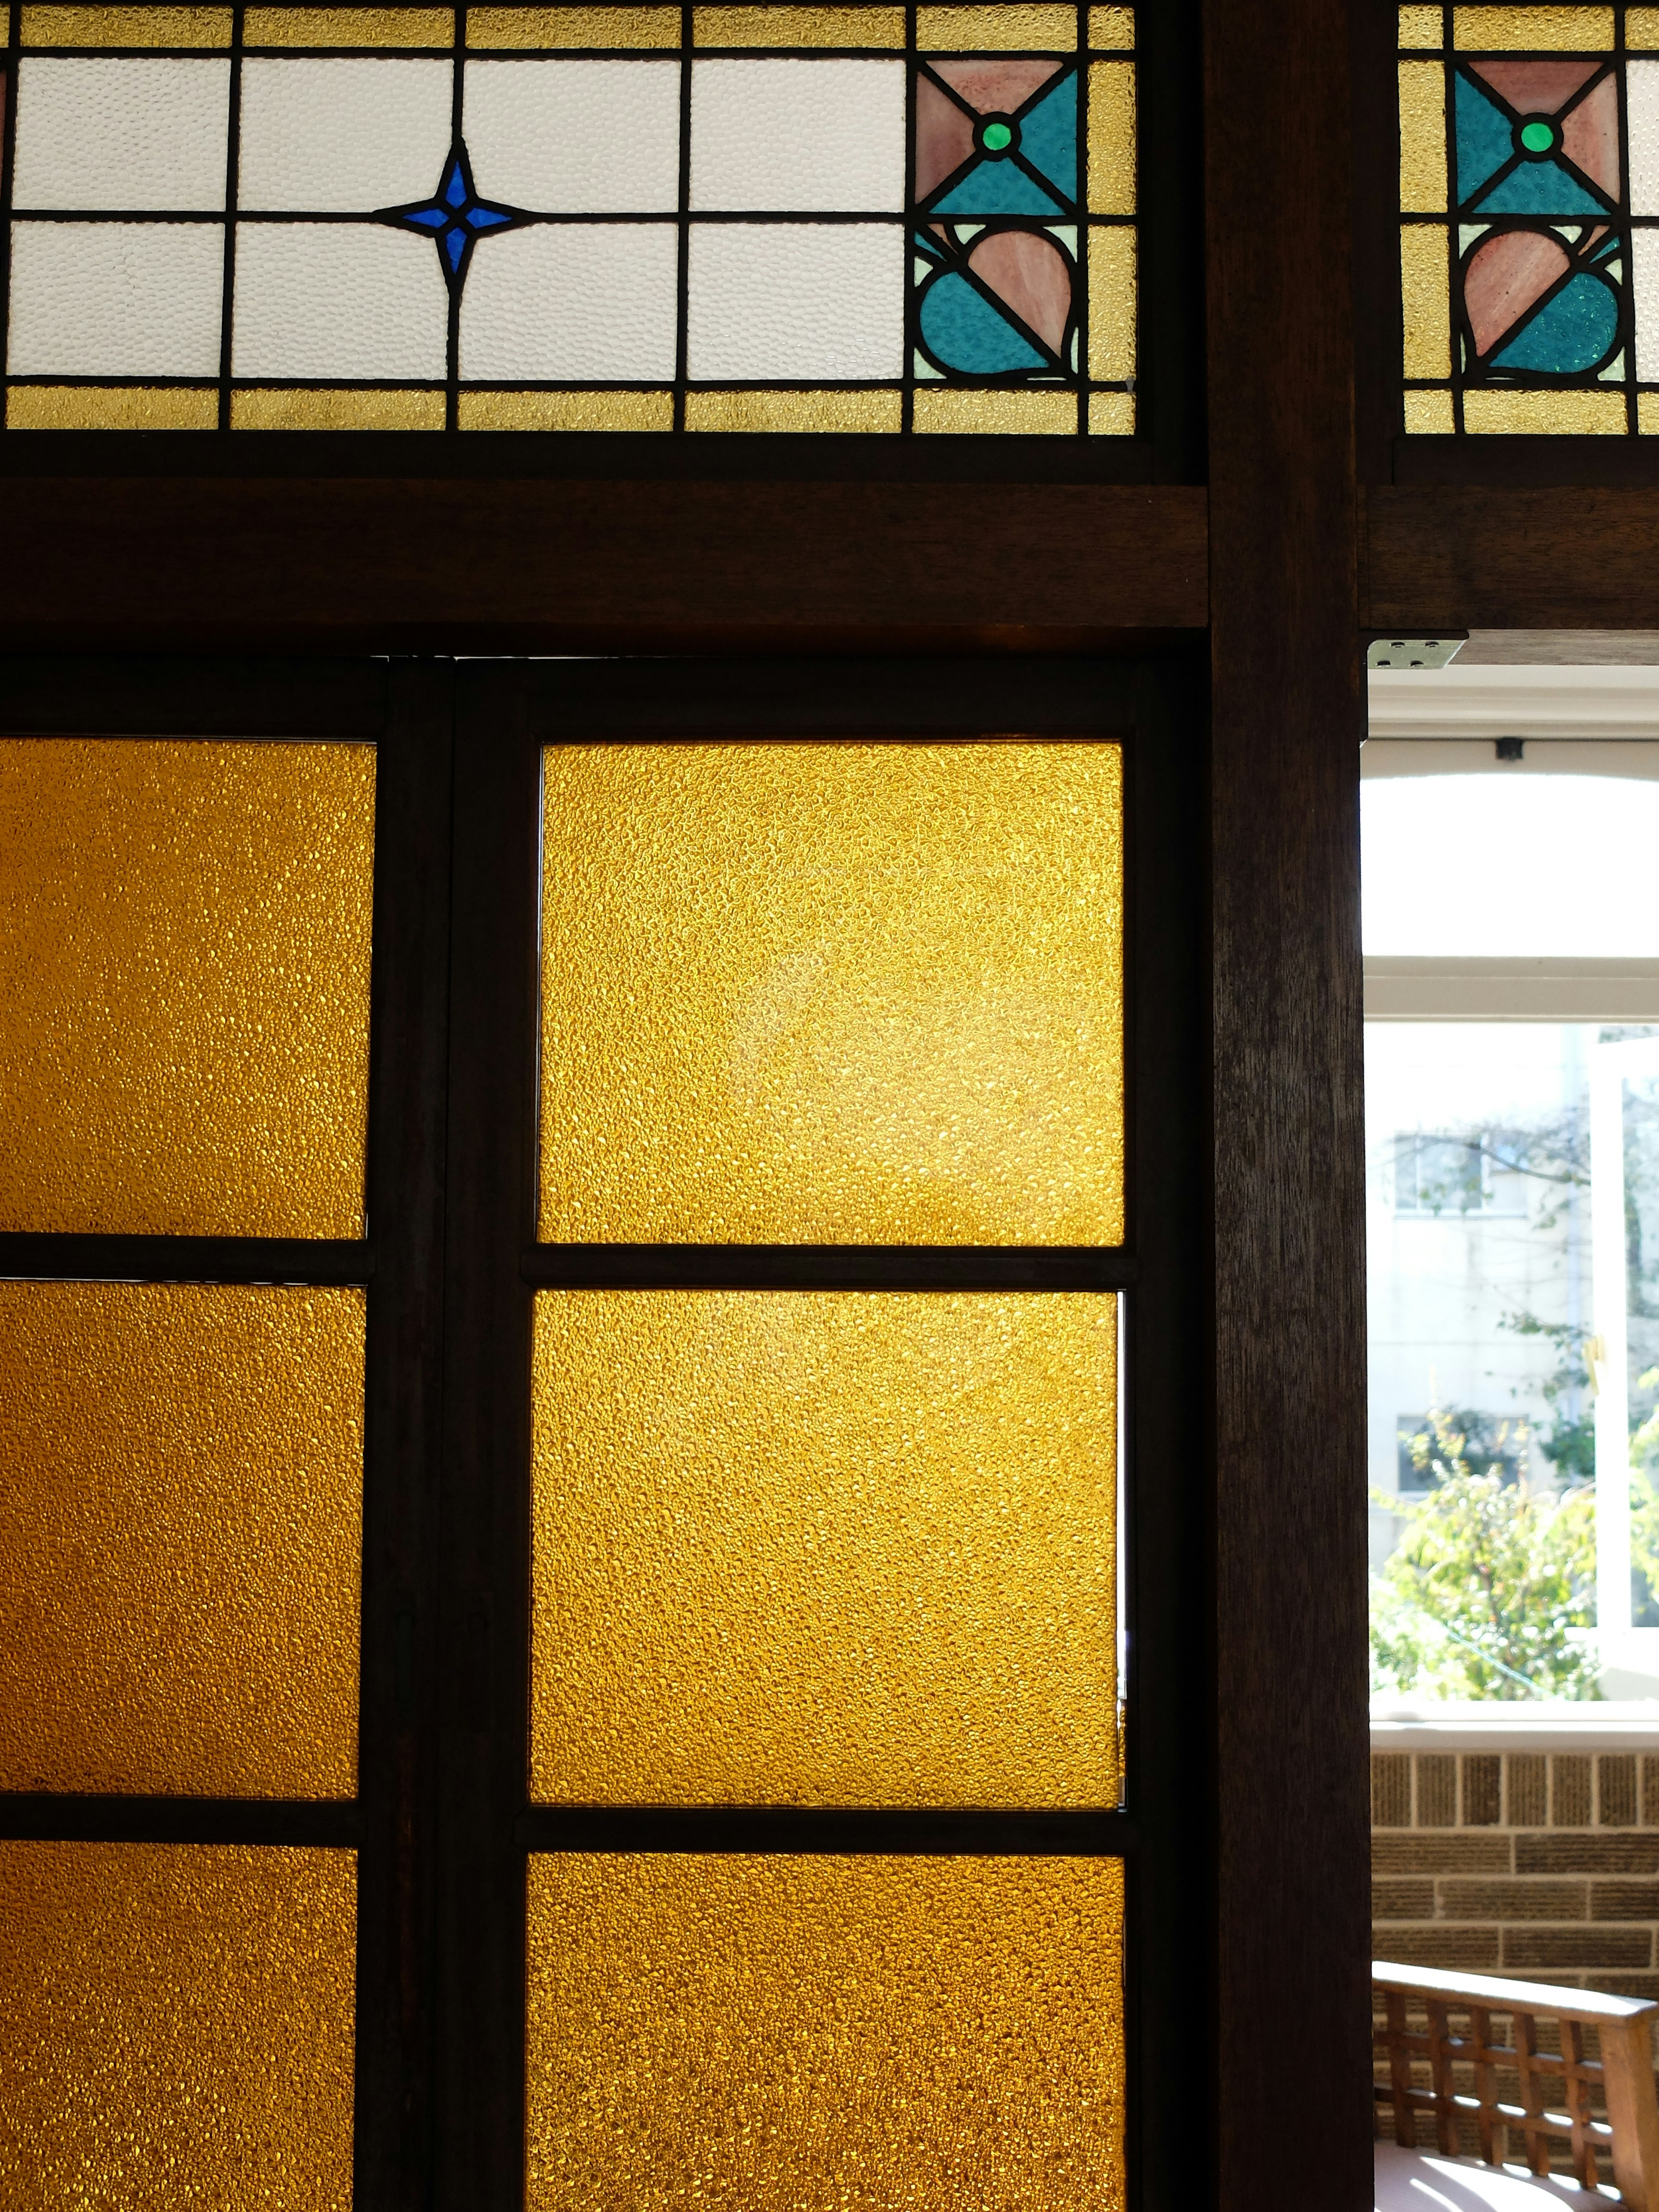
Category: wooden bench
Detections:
[{"x1": 1374, "y1": 1961, "x2": 1659, "y2": 2209}]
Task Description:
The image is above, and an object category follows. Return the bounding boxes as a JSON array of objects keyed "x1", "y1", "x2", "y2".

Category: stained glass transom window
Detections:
[
  {"x1": 1396, "y1": 2, "x2": 1659, "y2": 432},
  {"x1": 0, "y1": 1, "x2": 1136, "y2": 433}
]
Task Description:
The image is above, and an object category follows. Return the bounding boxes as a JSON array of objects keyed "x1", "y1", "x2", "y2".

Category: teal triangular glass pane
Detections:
[
  {"x1": 1475, "y1": 158, "x2": 1608, "y2": 215},
  {"x1": 1016, "y1": 77, "x2": 1077, "y2": 201},
  {"x1": 931, "y1": 158, "x2": 1065, "y2": 216},
  {"x1": 913, "y1": 229, "x2": 945, "y2": 258},
  {"x1": 1488, "y1": 270, "x2": 1618, "y2": 370},
  {"x1": 1456, "y1": 70, "x2": 1516, "y2": 206},
  {"x1": 919, "y1": 272, "x2": 1046, "y2": 372}
]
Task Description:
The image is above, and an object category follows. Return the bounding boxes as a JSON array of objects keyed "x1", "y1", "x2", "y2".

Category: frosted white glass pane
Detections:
[
  {"x1": 462, "y1": 60, "x2": 680, "y2": 213},
  {"x1": 459, "y1": 222, "x2": 678, "y2": 379},
  {"x1": 13, "y1": 59, "x2": 229, "y2": 212},
  {"x1": 1630, "y1": 60, "x2": 1659, "y2": 216},
  {"x1": 690, "y1": 59, "x2": 905, "y2": 211},
  {"x1": 7, "y1": 222, "x2": 222, "y2": 374},
  {"x1": 238, "y1": 58, "x2": 453, "y2": 212},
  {"x1": 1635, "y1": 231, "x2": 1659, "y2": 381},
  {"x1": 232, "y1": 223, "x2": 447, "y2": 377},
  {"x1": 687, "y1": 222, "x2": 903, "y2": 377}
]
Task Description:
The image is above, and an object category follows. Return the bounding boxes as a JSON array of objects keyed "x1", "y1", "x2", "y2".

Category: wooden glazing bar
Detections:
[
  {"x1": 434, "y1": 666, "x2": 540, "y2": 2212},
  {"x1": 0, "y1": 1233, "x2": 374, "y2": 1283},
  {"x1": 0, "y1": 650, "x2": 386, "y2": 735},
  {"x1": 522, "y1": 1244, "x2": 1137, "y2": 1291},
  {"x1": 516, "y1": 1807, "x2": 1133, "y2": 1855},
  {"x1": 352, "y1": 661, "x2": 454, "y2": 2212},
  {"x1": 0, "y1": 1795, "x2": 360, "y2": 1843}
]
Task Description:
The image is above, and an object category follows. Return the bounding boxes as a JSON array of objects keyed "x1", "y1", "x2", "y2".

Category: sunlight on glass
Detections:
[{"x1": 1362, "y1": 775, "x2": 1659, "y2": 957}]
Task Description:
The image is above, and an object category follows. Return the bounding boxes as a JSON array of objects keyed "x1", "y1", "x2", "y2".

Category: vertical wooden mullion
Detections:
[
  {"x1": 355, "y1": 660, "x2": 456, "y2": 2212},
  {"x1": 435, "y1": 661, "x2": 540, "y2": 2212},
  {"x1": 1205, "y1": 4, "x2": 1371, "y2": 2212},
  {"x1": 1121, "y1": 663, "x2": 1209, "y2": 2212}
]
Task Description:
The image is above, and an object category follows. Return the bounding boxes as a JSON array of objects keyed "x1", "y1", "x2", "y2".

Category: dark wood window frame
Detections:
[{"x1": 0, "y1": 649, "x2": 1210, "y2": 2211}]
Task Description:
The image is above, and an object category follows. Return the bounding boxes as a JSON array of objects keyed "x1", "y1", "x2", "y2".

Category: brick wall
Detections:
[{"x1": 1372, "y1": 1748, "x2": 1659, "y2": 1995}]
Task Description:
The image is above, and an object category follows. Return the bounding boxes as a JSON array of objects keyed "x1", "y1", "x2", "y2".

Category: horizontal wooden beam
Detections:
[
  {"x1": 0, "y1": 478, "x2": 1209, "y2": 648},
  {"x1": 1366, "y1": 486, "x2": 1659, "y2": 630}
]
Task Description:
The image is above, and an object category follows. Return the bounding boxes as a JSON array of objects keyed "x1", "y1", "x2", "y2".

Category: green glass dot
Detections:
[
  {"x1": 982, "y1": 120, "x2": 1014, "y2": 152},
  {"x1": 1520, "y1": 118, "x2": 1556, "y2": 153}
]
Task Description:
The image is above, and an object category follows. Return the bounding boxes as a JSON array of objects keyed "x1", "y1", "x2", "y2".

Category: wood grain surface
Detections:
[
  {"x1": 0, "y1": 478, "x2": 1208, "y2": 648},
  {"x1": 1206, "y1": 0, "x2": 1375, "y2": 2206},
  {"x1": 1367, "y1": 488, "x2": 1659, "y2": 630}
]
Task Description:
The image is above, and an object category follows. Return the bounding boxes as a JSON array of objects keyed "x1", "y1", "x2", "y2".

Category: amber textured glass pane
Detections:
[
  {"x1": 1401, "y1": 225, "x2": 1450, "y2": 375},
  {"x1": 1398, "y1": 59, "x2": 1447, "y2": 210},
  {"x1": 0, "y1": 739, "x2": 373, "y2": 1236},
  {"x1": 527, "y1": 1853, "x2": 1125, "y2": 2212},
  {"x1": 539, "y1": 741, "x2": 1123, "y2": 1244},
  {"x1": 0, "y1": 1842, "x2": 354, "y2": 2210},
  {"x1": 531, "y1": 1290, "x2": 1117, "y2": 1806},
  {"x1": 0, "y1": 1283, "x2": 362, "y2": 1797}
]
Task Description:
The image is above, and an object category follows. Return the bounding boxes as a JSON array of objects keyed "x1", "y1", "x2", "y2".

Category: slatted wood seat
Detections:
[{"x1": 1374, "y1": 1964, "x2": 1659, "y2": 2210}]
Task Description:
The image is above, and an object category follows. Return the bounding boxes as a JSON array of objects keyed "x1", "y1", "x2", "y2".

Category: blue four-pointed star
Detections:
[{"x1": 379, "y1": 144, "x2": 521, "y2": 289}]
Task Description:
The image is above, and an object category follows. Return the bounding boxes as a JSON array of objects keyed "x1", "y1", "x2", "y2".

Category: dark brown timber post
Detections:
[{"x1": 1205, "y1": 2, "x2": 1373, "y2": 2207}]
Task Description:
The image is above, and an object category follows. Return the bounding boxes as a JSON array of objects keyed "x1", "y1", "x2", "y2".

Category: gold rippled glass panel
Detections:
[
  {"x1": 0, "y1": 1282, "x2": 364, "y2": 1797},
  {"x1": 531, "y1": 1289, "x2": 1117, "y2": 1806},
  {"x1": 538, "y1": 740, "x2": 1124, "y2": 1244},
  {"x1": 0, "y1": 738, "x2": 374, "y2": 1235},
  {"x1": 0, "y1": 1841, "x2": 356, "y2": 2209},
  {"x1": 526, "y1": 1853, "x2": 1125, "y2": 2212}
]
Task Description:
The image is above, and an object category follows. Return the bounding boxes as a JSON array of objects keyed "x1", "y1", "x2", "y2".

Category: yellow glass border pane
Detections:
[
  {"x1": 912, "y1": 385, "x2": 1077, "y2": 432},
  {"x1": 0, "y1": 1841, "x2": 356, "y2": 2206},
  {"x1": 6, "y1": 383, "x2": 218, "y2": 429},
  {"x1": 1399, "y1": 59, "x2": 1447, "y2": 210},
  {"x1": 917, "y1": 3, "x2": 1077, "y2": 49},
  {"x1": 684, "y1": 387, "x2": 901, "y2": 431},
  {"x1": 531, "y1": 1289, "x2": 1119, "y2": 1808},
  {"x1": 19, "y1": 3, "x2": 231, "y2": 39},
  {"x1": 1088, "y1": 388, "x2": 1135, "y2": 432},
  {"x1": 1398, "y1": 3, "x2": 1443, "y2": 43},
  {"x1": 458, "y1": 387, "x2": 674, "y2": 429},
  {"x1": 467, "y1": 3, "x2": 679, "y2": 41},
  {"x1": 243, "y1": 4, "x2": 453, "y2": 42},
  {"x1": 1088, "y1": 4, "x2": 1133, "y2": 48},
  {"x1": 1403, "y1": 387, "x2": 1456, "y2": 433},
  {"x1": 0, "y1": 1281, "x2": 364, "y2": 1798},
  {"x1": 1087, "y1": 57, "x2": 1135, "y2": 213},
  {"x1": 1089, "y1": 224, "x2": 1135, "y2": 380},
  {"x1": 1630, "y1": 5, "x2": 1659, "y2": 45},
  {"x1": 1452, "y1": 6, "x2": 1612, "y2": 48},
  {"x1": 526, "y1": 1853, "x2": 1126, "y2": 2212},
  {"x1": 1400, "y1": 225, "x2": 1450, "y2": 377},
  {"x1": 1637, "y1": 391, "x2": 1659, "y2": 431},
  {"x1": 1462, "y1": 386, "x2": 1626, "y2": 430},
  {"x1": 694, "y1": 3, "x2": 905, "y2": 41},
  {"x1": 232, "y1": 386, "x2": 444, "y2": 429}
]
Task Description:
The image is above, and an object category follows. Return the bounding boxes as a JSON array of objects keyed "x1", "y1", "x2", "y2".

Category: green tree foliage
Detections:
[{"x1": 1370, "y1": 1409, "x2": 1600, "y2": 1700}]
